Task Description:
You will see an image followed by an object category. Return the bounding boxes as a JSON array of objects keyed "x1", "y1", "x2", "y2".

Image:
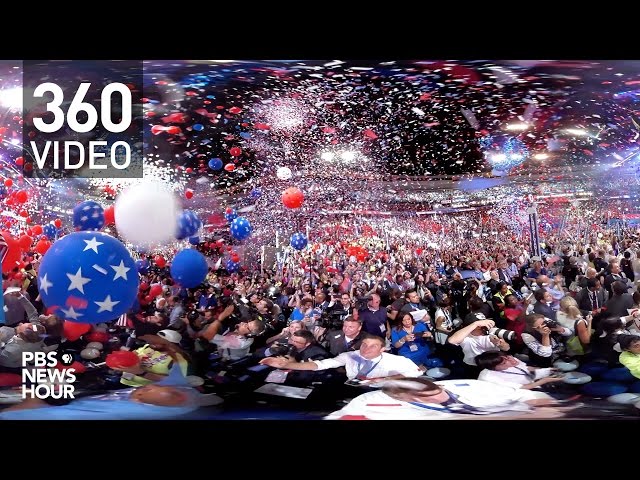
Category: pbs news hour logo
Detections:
[{"x1": 21, "y1": 351, "x2": 76, "y2": 400}]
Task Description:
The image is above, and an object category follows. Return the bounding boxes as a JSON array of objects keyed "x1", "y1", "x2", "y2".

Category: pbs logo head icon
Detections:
[{"x1": 57, "y1": 351, "x2": 75, "y2": 366}]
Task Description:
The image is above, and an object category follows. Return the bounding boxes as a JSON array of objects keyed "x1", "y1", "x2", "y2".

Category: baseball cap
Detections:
[{"x1": 157, "y1": 329, "x2": 182, "y2": 344}]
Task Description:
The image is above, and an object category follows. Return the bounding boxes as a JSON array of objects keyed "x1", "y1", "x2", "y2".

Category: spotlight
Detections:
[
  {"x1": 0, "y1": 87, "x2": 23, "y2": 110},
  {"x1": 505, "y1": 123, "x2": 529, "y2": 131},
  {"x1": 340, "y1": 151, "x2": 356, "y2": 162},
  {"x1": 320, "y1": 151, "x2": 334, "y2": 161},
  {"x1": 534, "y1": 153, "x2": 549, "y2": 160}
]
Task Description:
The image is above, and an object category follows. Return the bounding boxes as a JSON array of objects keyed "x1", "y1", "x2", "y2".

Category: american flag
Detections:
[{"x1": 115, "y1": 313, "x2": 129, "y2": 327}]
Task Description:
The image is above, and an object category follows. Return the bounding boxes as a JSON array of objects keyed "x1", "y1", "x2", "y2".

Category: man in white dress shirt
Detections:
[{"x1": 260, "y1": 334, "x2": 422, "y2": 383}]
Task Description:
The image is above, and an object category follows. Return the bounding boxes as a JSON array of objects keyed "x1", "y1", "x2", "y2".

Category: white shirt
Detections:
[
  {"x1": 325, "y1": 379, "x2": 534, "y2": 420},
  {"x1": 459, "y1": 335, "x2": 499, "y2": 366},
  {"x1": 478, "y1": 359, "x2": 542, "y2": 389},
  {"x1": 312, "y1": 352, "x2": 422, "y2": 380},
  {"x1": 211, "y1": 333, "x2": 254, "y2": 360}
]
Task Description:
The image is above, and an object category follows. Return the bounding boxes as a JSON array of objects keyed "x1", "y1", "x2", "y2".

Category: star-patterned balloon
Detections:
[
  {"x1": 175, "y1": 210, "x2": 202, "y2": 240},
  {"x1": 226, "y1": 259, "x2": 240, "y2": 273},
  {"x1": 230, "y1": 216, "x2": 252, "y2": 241},
  {"x1": 37, "y1": 231, "x2": 139, "y2": 324},
  {"x1": 43, "y1": 224, "x2": 57, "y2": 241},
  {"x1": 224, "y1": 209, "x2": 238, "y2": 223},
  {"x1": 290, "y1": 232, "x2": 308, "y2": 250},
  {"x1": 73, "y1": 200, "x2": 105, "y2": 231}
]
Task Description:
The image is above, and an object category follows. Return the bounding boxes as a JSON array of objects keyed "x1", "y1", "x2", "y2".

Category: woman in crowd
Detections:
[
  {"x1": 391, "y1": 312, "x2": 434, "y2": 370},
  {"x1": 618, "y1": 334, "x2": 640, "y2": 380}
]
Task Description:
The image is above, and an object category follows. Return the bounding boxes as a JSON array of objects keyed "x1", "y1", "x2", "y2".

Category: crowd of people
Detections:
[{"x1": 2, "y1": 224, "x2": 640, "y2": 419}]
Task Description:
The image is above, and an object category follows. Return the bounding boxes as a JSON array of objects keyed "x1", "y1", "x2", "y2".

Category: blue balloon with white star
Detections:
[
  {"x1": 43, "y1": 224, "x2": 57, "y2": 241},
  {"x1": 188, "y1": 236, "x2": 200, "y2": 245},
  {"x1": 170, "y1": 249, "x2": 208, "y2": 288},
  {"x1": 73, "y1": 200, "x2": 105, "y2": 231},
  {"x1": 250, "y1": 188, "x2": 261, "y2": 199},
  {"x1": 226, "y1": 259, "x2": 240, "y2": 273},
  {"x1": 37, "y1": 231, "x2": 139, "y2": 324},
  {"x1": 208, "y1": 158, "x2": 223, "y2": 171},
  {"x1": 136, "y1": 258, "x2": 149, "y2": 274},
  {"x1": 175, "y1": 210, "x2": 202, "y2": 240},
  {"x1": 290, "y1": 232, "x2": 308, "y2": 250},
  {"x1": 224, "y1": 209, "x2": 238, "y2": 223},
  {"x1": 230, "y1": 216, "x2": 252, "y2": 241}
]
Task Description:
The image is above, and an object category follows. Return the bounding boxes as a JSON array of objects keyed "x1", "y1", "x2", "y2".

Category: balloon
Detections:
[
  {"x1": 55, "y1": 360, "x2": 86, "y2": 374},
  {"x1": 115, "y1": 182, "x2": 179, "y2": 249},
  {"x1": 208, "y1": 158, "x2": 223, "y2": 170},
  {"x1": 189, "y1": 236, "x2": 200, "y2": 245},
  {"x1": 43, "y1": 224, "x2": 57, "y2": 240},
  {"x1": 35, "y1": 239, "x2": 51, "y2": 255},
  {"x1": 0, "y1": 373, "x2": 22, "y2": 387},
  {"x1": 15, "y1": 190, "x2": 28, "y2": 203},
  {"x1": 226, "y1": 259, "x2": 240, "y2": 273},
  {"x1": 282, "y1": 187, "x2": 304, "y2": 209},
  {"x1": 32, "y1": 225, "x2": 43, "y2": 235},
  {"x1": 154, "y1": 255, "x2": 166, "y2": 268},
  {"x1": 85, "y1": 331, "x2": 110, "y2": 343},
  {"x1": 37, "y1": 231, "x2": 139, "y2": 324},
  {"x1": 250, "y1": 188, "x2": 261, "y2": 199},
  {"x1": 86, "y1": 341, "x2": 104, "y2": 350},
  {"x1": 63, "y1": 321, "x2": 91, "y2": 341},
  {"x1": 149, "y1": 284, "x2": 163, "y2": 297},
  {"x1": 229, "y1": 147, "x2": 242, "y2": 156},
  {"x1": 170, "y1": 249, "x2": 208, "y2": 288},
  {"x1": 136, "y1": 259, "x2": 149, "y2": 274},
  {"x1": 224, "y1": 163, "x2": 236, "y2": 172},
  {"x1": 290, "y1": 232, "x2": 308, "y2": 250},
  {"x1": 193, "y1": 123, "x2": 204, "y2": 131},
  {"x1": 224, "y1": 208, "x2": 238, "y2": 223},
  {"x1": 18, "y1": 234, "x2": 32, "y2": 250},
  {"x1": 185, "y1": 189, "x2": 194, "y2": 199},
  {"x1": 105, "y1": 350, "x2": 139, "y2": 369},
  {"x1": 73, "y1": 200, "x2": 105, "y2": 231},
  {"x1": 1, "y1": 232, "x2": 21, "y2": 273},
  {"x1": 54, "y1": 218, "x2": 62, "y2": 228},
  {"x1": 4, "y1": 178, "x2": 12, "y2": 187},
  {"x1": 276, "y1": 166, "x2": 292, "y2": 180},
  {"x1": 103, "y1": 205, "x2": 115, "y2": 225},
  {"x1": 175, "y1": 210, "x2": 202, "y2": 240},
  {"x1": 80, "y1": 348, "x2": 100, "y2": 360},
  {"x1": 230, "y1": 217, "x2": 252, "y2": 241}
]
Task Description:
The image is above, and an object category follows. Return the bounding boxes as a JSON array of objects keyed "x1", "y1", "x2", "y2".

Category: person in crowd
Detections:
[
  {"x1": 502, "y1": 294, "x2": 529, "y2": 347},
  {"x1": 475, "y1": 351, "x2": 565, "y2": 391},
  {"x1": 532, "y1": 288, "x2": 557, "y2": 322},
  {"x1": 357, "y1": 293, "x2": 389, "y2": 339},
  {"x1": 0, "y1": 322, "x2": 49, "y2": 370},
  {"x1": 520, "y1": 314, "x2": 572, "y2": 367},
  {"x1": 207, "y1": 319, "x2": 266, "y2": 361},
  {"x1": 325, "y1": 316, "x2": 365, "y2": 357},
  {"x1": 556, "y1": 296, "x2": 593, "y2": 357},
  {"x1": 391, "y1": 312, "x2": 434, "y2": 369},
  {"x1": 324, "y1": 377, "x2": 569, "y2": 420},
  {"x1": 618, "y1": 334, "x2": 640, "y2": 380},
  {"x1": 447, "y1": 316, "x2": 509, "y2": 378},
  {"x1": 603, "y1": 281, "x2": 634, "y2": 319},
  {"x1": 260, "y1": 334, "x2": 422, "y2": 383}
]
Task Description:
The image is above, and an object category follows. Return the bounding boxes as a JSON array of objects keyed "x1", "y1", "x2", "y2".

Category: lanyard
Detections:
[
  {"x1": 409, "y1": 392, "x2": 482, "y2": 415},
  {"x1": 500, "y1": 367, "x2": 534, "y2": 381},
  {"x1": 589, "y1": 291, "x2": 599, "y2": 310},
  {"x1": 356, "y1": 358, "x2": 382, "y2": 379}
]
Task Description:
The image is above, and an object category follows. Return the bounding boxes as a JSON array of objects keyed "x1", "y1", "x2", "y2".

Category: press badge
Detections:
[
  {"x1": 265, "y1": 370, "x2": 289, "y2": 384},
  {"x1": 379, "y1": 324, "x2": 386, "y2": 333},
  {"x1": 409, "y1": 343, "x2": 418, "y2": 352}
]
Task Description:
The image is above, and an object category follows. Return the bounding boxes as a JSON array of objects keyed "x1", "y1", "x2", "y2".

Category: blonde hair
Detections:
[{"x1": 559, "y1": 296, "x2": 581, "y2": 320}]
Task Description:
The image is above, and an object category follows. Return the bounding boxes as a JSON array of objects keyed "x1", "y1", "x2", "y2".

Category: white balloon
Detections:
[
  {"x1": 115, "y1": 182, "x2": 179, "y2": 249},
  {"x1": 553, "y1": 360, "x2": 579, "y2": 372},
  {"x1": 608, "y1": 393, "x2": 640, "y2": 404},
  {"x1": 186, "y1": 375, "x2": 205, "y2": 387},
  {"x1": 563, "y1": 372, "x2": 592, "y2": 385},
  {"x1": 426, "y1": 367, "x2": 451, "y2": 379},
  {"x1": 86, "y1": 342, "x2": 104, "y2": 350},
  {"x1": 80, "y1": 348, "x2": 100, "y2": 360},
  {"x1": 276, "y1": 166, "x2": 292, "y2": 180}
]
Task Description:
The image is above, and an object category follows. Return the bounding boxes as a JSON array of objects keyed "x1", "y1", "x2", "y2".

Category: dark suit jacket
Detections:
[
  {"x1": 533, "y1": 302, "x2": 557, "y2": 321},
  {"x1": 326, "y1": 330, "x2": 365, "y2": 357},
  {"x1": 576, "y1": 287, "x2": 608, "y2": 315}
]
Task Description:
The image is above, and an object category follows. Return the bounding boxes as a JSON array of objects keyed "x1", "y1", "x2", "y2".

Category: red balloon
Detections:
[
  {"x1": 228, "y1": 106, "x2": 242, "y2": 115},
  {"x1": 229, "y1": 147, "x2": 242, "y2": 157},
  {"x1": 281, "y1": 187, "x2": 304, "y2": 209},
  {"x1": 165, "y1": 126, "x2": 182, "y2": 135},
  {"x1": 0, "y1": 373, "x2": 21, "y2": 387},
  {"x1": 18, "y1": 235, "x2": 32, "y2": 250},
  {"x1": 35, "y1": 239, "x2": 51, "y2": 255},
  {"x1": 55, "y1": 360, "x2": 86, "y2": 374},
  {"x1": 54, "y1": 218, "x2": 62, "y2": 228},
  {"x1": 63, "y1": 321, "x2": 91, "y2": 341},
  {"x1": 139, "y1": 282, "x2": 149, "y2": 291},
  {"x1": 104, "y1": 205, "x2": 115, "y2": 225},
  {"x1": 4, "y1": 178, "x2": 12, "y2": 187},
  {"x1": 416, "y1": 248, "x2": 423, "y2": 255},
  {"x1": 85, "y1": 331, "x2": 110, "y2": 343},
  {"x1": 149, "y1": 284, "x2": 163, "y2": 297},
  {"x1": 15, "y1": 190, "x2": 28, "y2": 203},
  {"x1": 231, "y1": 254, "x2": 240, "y2": 263},
  {"x1": 154, "y1": 255, "x2": 166, "y2": 268},
  {"x1": 106, "y1": 351, "x2": 139, "y2": 369},
  {"x1": 185, "y1": 189, "x2": 194, "y2": 199},
  {"x1": 1, "y1": 232, "x2": 20, "y2": 273},
  {"x1": 224, "y1": 163, "x2": 236, "y2": 172},
  {"x1": 32, "y1": 225, "x2": 43, "y2": 235}
]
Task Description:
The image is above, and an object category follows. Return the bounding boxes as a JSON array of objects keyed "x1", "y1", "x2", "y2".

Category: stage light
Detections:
[
  {"x1": 505, "y1": 123, "x2": 529, "y2": 131},
  {"x1": 340, "y1": 151, "x2": 357, "y2": 162},
  {"x1": 0, "y1": 87, "x2": 22, "y2": 110},
  {"x1": 534, "y1": 153, "x2": 549, "y2": 160},
  {"x1": 320, "y1": 151, "x2": 334, "y2": 161}
]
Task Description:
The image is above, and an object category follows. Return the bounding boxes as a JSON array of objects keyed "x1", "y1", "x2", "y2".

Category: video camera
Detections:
[
  {"x1": 484, "y1": 327, "x2": 516, "y2": 342},
  {"x1": 354, "y1": 296, "x2": 372, "y2": 311},
  {"x1": 543, "y1": 318, "x2": 559, "y2": 328},
  {"x1": 320, "y1": 310, "x2": 347, "y2": 330}
]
